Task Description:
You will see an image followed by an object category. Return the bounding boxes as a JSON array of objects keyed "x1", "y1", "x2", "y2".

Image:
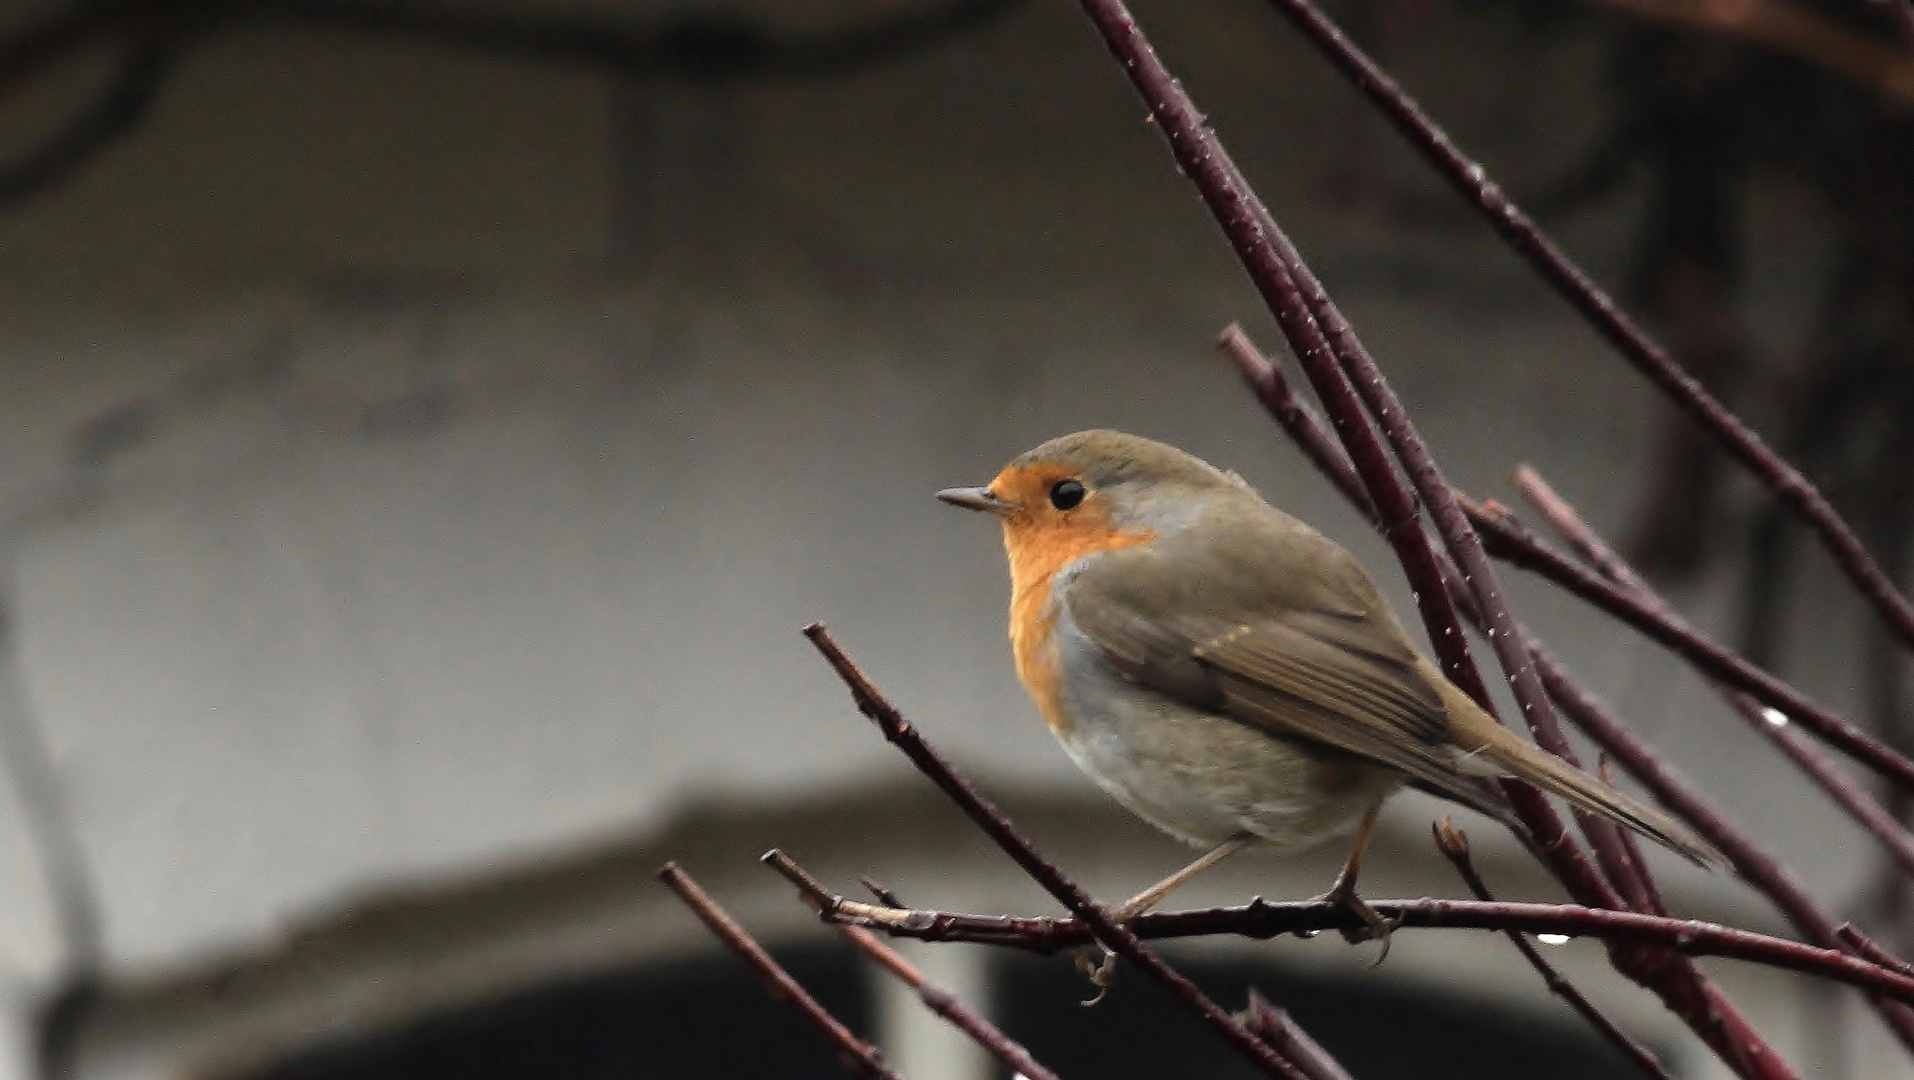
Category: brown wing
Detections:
[{"x1": 1064, "y1": 503, "x2": 1512, "y2": 817}]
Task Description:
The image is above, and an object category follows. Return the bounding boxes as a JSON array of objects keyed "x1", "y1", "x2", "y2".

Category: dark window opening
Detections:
[
  {"x1": 994, "y1": 949, "x2": 1667, "y2": 1079},
  {"x1": 242, "y1": 942, "x2": 868, "y2": 1080},
  {"x1": 235, "y1": 939, "x2": 1662, "y2": 1080}
]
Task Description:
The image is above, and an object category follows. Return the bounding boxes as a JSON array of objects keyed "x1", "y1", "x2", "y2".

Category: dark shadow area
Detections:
[
  {"x1": 994, "y1": 948, "x2": 1662, "y2": 1079},
  {"x1": 239, "y1": 942, "x2": 868, "y2": 1080}
]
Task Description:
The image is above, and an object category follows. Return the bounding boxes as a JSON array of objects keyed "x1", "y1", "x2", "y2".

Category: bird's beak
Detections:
[{"x1": 937, "y1": 486, "x2": 1018, "y2": 517}]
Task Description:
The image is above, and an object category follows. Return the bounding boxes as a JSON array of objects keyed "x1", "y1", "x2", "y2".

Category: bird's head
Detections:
[{"x1": 938, "y1": 430, "x2": 1250, "y2": 587}]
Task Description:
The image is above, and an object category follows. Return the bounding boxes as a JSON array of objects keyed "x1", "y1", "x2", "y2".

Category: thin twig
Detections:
[
  {"x1": 1220, "y1": 328, "x2": 1884, "y2": 1063},
  {"x1": 1217, "y1": 324, "x2": 1374, "y2": 521},
  {"x1": 1077, "y1": 1, "x2": 1624, "y2": 936},
  {"x1": 1230, "y1": 122, "x2": 1673, "y2": 930},
  {"x1": 1434, "y1": 820, "x2": 1677, "y2": 1080},
  {"x1": 1225, "y1": 329, "x2": 1914, "y2": 1049},
  {"x1": 1507, "y1": 469, "x2": 1914, "y2": 880},
  {"x1": 861, "y1": 875, "x2": 909, "y2": 908},
  {"x1": 1219, "y1": 330, "x2": 1650, "y2": 906},
  {"x1": 1536, "y1": 652, "x2": 1914, "y2": 1051},
  {"x1": 1509, "y1": 466, "x2": 1643, "y2": 589},
  {"x1": 1756, "y1": 694, "x2": 1914, "y2": 874},
  {"x1": 1259, "y1": 0, "x2": 1914, "y2": 654},
  {"x1": 658, "y1": 862, "x2": 902, "y2": 1080},
  {"x1": 768, "y1": 875, "x2": 1914, "y2": 1006},
  {"x1": 1840, "y1": 924, "x2": 1914, "y2": 976},
  {"x1": 1504, "y1": 467, "x2": 1914, "y2": 1047},
  {"x1": 1238, "y1": 990, "x2": 1356, "y2": 1080},
  {"x1": 839, "y1": 924, "x2": 1065, "y2": 1080},
  {"x1": 800, "y1": 625, "x2": 1311, "y2": 1080},
  {"x1": 1465, "y1": 497, "x2": 1914, "y2": 793}
]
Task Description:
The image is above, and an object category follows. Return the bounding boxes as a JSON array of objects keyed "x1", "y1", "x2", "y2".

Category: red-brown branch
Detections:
[
  {"x1": 1221, "y1": 121, "x2": 1676, "y2": 944},
  {"x1": 1223, "y1": 328, "x2": 1914, "y2": 1052},
  {"x1": 1239, "y1": 990, "x2": 1356, "y2": 1080},
  {"x1": 1511, "y1": 467, "x2": 1914, "y2": 880},
  {"x1": 1435, "y1": 820, "x2": 1677, "y2": 1080},
  {"x1": 658, "y1": 863, "x2": 902, "y2": 1080},
  {"x1": 774, "y1": 883, "x2": 1914, "y2": 1007},
  {"x1": 1506, "y1": 469, "x2": 1914, "y2": 1051},
  {"x1": 1465, "y1": 499, "x2": 1914, "y2": 793},
  {"x1": 1209, "y1": 329, "x2": 1776, "y2": 1072},
  {"x1": 1073, "y1": 0, "x2": 1626, "y2": 946},
  {"x1": 839, "y1": 923, "x2": 1064, "y2": 1080},
  {"x1": 1257, "y1": 0, "x2": 1914, "y2": 655},
  {"x1": 801, "y1": 624, "x2": 1313, "y2": 1080}
]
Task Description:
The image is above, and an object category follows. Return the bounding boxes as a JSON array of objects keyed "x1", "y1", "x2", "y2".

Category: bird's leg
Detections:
[
  {"x1": 1114, "y1": 833, "x2": 1256, "y2": 922},
  {"x1": 1310, "y1": 804, "x2": 1398, "y2": 954},
  {"x1": 1078, "y1": 833, "x2": 1255, "y2": 1001}
]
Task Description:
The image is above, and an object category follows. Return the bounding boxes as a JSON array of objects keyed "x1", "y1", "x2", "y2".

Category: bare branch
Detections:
[
  {"x1": 772, "y1": 880, "x2": 1914, "y2": 1008},
  {"x1": 1222, "y1": 328, "x2": 1914, "y2": 1051},
  {"x1": 1238, "y1": 990, "x2": 1356, "y2": 1080},
  {"x1": 1504, "y1": 470, "x2": 1914, "y2": 877},
  {"x1": 1435, "y1": 820, "x2": 1677, "y2": 1080},
  {"x1": 1536, "y1": 650, "x2": 1914, "y2": 1051},
  {"x1": 1840, "y1": 924, "x2": 1914, "y2": 975},
  {"x1": 1215, "y1": 329, "x2": 1864, "y2": 1066},
  {"x1": 1258, "y1": 0, "x2": 1914, "y2": 654},
  {"x1": 839, "y1": 924, "x2": 1065, "y2": 1080},
  {"x1": 801, "y1": 624, "x2": 1312, "y2": 1080},
  {"x1": 1466, "y1": 497, "x2": 1914, "y2": 793},
  {"x1": 1078, "y1": 2, "x2": 1626, "y2": 945},
  {"x1": 1217, "y1": 324, "x2": 1374, "y2": 520},
  {"x1": 1508, "y1": 467, "x2": 1914, "y2": 1051},
  {"x1": 658, "y1": 862, "x2": 902, "y2": 1080}
]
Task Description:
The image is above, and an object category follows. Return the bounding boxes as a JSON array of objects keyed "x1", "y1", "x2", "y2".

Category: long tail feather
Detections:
[
  {"x1": 1484, "y1": 735, "x2": 1728, "y2": 871},
  {"x1": 1436, "y1": 678, "x2": 1729, "y2": 871}
]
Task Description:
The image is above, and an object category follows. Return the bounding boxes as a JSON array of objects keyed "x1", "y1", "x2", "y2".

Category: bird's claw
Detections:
[
  {"x1": 1071, "y1": 944, "x2": 1118, "y2": 1006},
  {"x1": 1312, "y1": 881, "x2": 1400, "y2": 965}
]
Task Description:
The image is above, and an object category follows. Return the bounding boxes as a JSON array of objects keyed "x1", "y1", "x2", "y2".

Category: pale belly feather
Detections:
[{"x1": 1048, "y1": 606, "x2": 1403, "y2": 851}]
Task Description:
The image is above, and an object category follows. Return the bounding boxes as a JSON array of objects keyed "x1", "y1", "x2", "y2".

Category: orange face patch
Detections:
[{"x1": 988, "y1": 463, "x2": 1154, "y2": 735}]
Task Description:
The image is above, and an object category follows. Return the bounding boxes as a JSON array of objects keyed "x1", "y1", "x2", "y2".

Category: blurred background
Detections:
[{"x1": 0, "y1": 0, "x2": 1909, "y2": 1077}]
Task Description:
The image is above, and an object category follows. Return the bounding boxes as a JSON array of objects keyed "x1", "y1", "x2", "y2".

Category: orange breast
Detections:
[{"x1": 1003, "y1": 501, "x2": 1153, "y2": 736}]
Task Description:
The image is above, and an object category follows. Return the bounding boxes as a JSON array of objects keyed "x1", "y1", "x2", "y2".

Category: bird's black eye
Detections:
[{"x1": 1049, "y1": 479, "x2": 1086, "y2": 511}]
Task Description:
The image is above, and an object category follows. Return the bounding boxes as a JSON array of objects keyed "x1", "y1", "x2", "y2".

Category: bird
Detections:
[{"x1": 938, "y1": 429, "x2": 1724, "y2": 944}]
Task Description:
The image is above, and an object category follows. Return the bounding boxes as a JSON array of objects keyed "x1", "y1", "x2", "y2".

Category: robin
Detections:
[{"x1": 939, "y1": 429, "x2": 1723, "y2": 941}]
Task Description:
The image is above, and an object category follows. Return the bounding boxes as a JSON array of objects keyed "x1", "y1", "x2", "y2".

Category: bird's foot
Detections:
[
  {"x1": 1072, "y1": 945, "x2": 1119, "y2": 1006},
  {"x1": 1311, "y1": 879, "x2": 1400, "y2": 965},
  {"x1": 1071, "y1": 894, "x2": 1163, "y2": 1005}
]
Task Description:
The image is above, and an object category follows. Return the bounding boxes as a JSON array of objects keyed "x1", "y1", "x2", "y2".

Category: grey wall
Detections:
[{"x1": 0, "y1": 1, "x2": 1892, "y2": 1076}]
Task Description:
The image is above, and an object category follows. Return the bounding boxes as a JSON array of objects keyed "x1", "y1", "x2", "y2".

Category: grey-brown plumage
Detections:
[
  {"x1": 943, "y1": 429, "x2": 1726, "y2": 878},
  {"x1": 1069, "y1": 495, "x2": 1721, "y2": 868}
]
